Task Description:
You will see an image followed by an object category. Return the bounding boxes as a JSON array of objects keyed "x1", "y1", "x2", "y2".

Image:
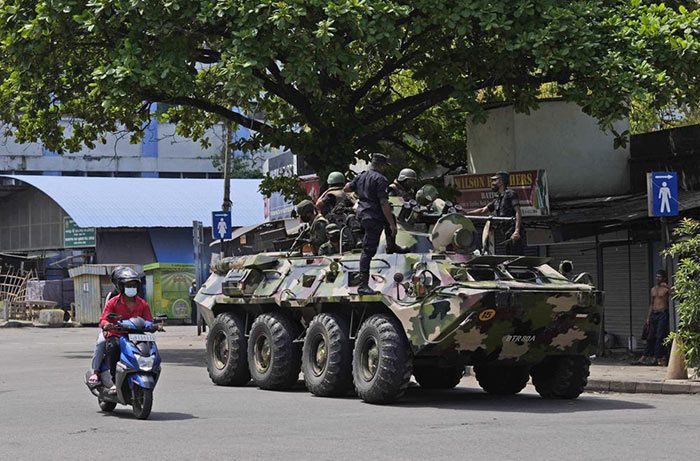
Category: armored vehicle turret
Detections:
[{"x1": 196, "y1": 198, "x2": 602, "y2": 403}]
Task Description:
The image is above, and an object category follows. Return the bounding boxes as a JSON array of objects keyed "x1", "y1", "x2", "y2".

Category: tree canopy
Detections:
[{"x1": 1, "y1": 0, "x2": 699, "y2": 190}]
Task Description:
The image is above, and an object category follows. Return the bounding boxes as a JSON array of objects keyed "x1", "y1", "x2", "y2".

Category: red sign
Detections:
[{"x1": 451, "y1": 170, "x2": 550, "y2": 216}]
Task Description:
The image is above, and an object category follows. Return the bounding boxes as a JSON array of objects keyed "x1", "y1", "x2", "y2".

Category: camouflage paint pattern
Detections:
[{"x1": 196, "y1": 239, "x2": 602, "y2": 367}]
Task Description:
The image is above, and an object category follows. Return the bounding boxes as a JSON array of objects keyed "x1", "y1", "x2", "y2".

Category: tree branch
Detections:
[
  {"x1": 362, "y1": 85, "x2": 454, "y2": 124},
  {"x1": 388, "y1": 136, "x2": 464, "y2": 171},
  {"x1": 143, "y1": 91, "x2": 277, "y2": 135}
]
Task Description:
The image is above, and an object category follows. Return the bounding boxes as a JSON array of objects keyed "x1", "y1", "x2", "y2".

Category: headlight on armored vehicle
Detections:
[{"x1": 136, "y1": 355, "x2": 155, "y2": 371}]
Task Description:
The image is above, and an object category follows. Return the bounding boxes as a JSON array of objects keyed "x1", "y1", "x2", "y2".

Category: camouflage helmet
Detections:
[
  {"x1": 415, "y1": 184, "x2": 439, "y2": 206},
  {"x1": 326, "y1": 171, "x2": 345, "y2": 187},
  {"x1": 295, "y1": 199, "x2": 316, "y2": 216},
  {"x1": 397, "y1": 168, "x2": 417, "y2": 182}
]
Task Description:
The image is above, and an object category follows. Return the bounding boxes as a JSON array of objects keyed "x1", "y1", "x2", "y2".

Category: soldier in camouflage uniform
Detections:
[
  {"x1": 388, "y1": 168, "x2": 418, "y2": 201},
  {"x1": 316, "y1": 171, "x2": 356, "y2": 218},
  {"x1": 318, "y1": 223, "x2": 341, "y2": 255},
  {"x1": 295, "y1": 199, "x2": 328, "y2": 255}
]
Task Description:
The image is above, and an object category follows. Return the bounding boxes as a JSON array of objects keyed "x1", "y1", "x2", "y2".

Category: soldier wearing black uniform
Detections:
[
  {"x1": 467, "y1": 171, "x2": 523, "y2": 255},
  {"x1": 344, "y1": 153, "x2": 397, "y2": 295}
]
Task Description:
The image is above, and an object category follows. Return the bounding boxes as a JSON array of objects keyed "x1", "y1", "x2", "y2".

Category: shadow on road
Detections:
[
  {"x1": 159, "y1": 349, "x2": 206, "y2": 367},
  {"x1": 392, "y1": 386, "x2": 654, "y2": 413},
  {"x1": 100, "y1": 410, "x2": 199, "y2": 421}
]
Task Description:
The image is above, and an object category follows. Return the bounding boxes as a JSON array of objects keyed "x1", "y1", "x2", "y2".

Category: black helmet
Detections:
[{"x1": 112, "y1": 266, "x2": 141, "y2": 294}]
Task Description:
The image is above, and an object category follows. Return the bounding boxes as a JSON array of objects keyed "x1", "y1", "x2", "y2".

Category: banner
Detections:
[{"x1": 451, "y1": 169, "x2": 550, "y2": 216}]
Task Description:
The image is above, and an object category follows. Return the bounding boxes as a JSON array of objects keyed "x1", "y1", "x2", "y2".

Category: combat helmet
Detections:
[
  {"x1": 295, "y1": 199, "x2": 316, "y2": 216},
  {"x1": 326, "y1": 171, "x2": 345, "y2": 187},
  {"x1": 415, "y1": 184, "x2": 439, "y2": 206},
  {"x1": 397, "y1": 168, "x2": 417, "y2": 182}
]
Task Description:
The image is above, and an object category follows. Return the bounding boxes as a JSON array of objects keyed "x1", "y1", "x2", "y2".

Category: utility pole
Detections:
[{"x1": 220, "y1": 122, "x2": 233, "y2": 260}]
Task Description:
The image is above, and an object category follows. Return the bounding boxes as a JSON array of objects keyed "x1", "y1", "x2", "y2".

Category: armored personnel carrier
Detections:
[{"x1": 196, "y1": 197, "x2": 602, "y2": 404}]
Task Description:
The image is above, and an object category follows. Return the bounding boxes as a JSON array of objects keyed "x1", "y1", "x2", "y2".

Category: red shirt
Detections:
[{"x1": 99, "y1": 294, "x2": 153, "y2": 338}]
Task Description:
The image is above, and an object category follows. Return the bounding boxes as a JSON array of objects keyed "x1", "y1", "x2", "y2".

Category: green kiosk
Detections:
[{"x1": 143, "y1": 263, "x2": 195, "y2": 321}]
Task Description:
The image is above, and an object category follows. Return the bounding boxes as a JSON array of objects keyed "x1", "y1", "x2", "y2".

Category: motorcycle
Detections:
[{"x1": 84, "y1": 314, "x2": 166, "y2": 419}]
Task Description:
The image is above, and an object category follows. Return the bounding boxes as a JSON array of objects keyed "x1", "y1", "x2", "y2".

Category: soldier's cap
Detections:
[
  {"x1": 326, "y1": 223, "x2": 341, "y2": 236},
  {"x1": 371, "y1": 153, "x2": 391, "y2": 166},
  {"x1": 490, "y1": 171, "x2": 509, "y2": 183}
]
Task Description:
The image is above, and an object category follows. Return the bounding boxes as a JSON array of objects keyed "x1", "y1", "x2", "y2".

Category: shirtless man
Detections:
[{"x1": 636, "y1": 270, "x2": 671, "y2": 365}]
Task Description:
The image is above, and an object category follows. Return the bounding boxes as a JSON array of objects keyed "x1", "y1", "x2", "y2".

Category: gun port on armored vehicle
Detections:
[{"x1": 195, "y1": 194, "x2": 603, "y2": 404}]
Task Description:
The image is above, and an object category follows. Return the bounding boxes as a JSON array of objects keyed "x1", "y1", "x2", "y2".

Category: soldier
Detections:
[
  {"x1": 388, "y1": 168, "x2": 418, "y2": 201},
  {"x1": 467, "y1": 171, "x2": 523, "y2": 255},
  {"x1": 344, "y1": 153, "x2": 401, "y2": 295},
  {"x1": 318, "y1": 223, "x2": 341, "y2": 255},
  {"x1": 316, "y1": 171, "x2": 356, "y2": 224},
  {"x1": 295, "y1": 199, "x2": 328, "y2": 255}
]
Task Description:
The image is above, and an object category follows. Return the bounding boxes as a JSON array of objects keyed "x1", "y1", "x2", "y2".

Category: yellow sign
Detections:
[{"x1": 479, "y1": 309, "x2": 496, "y2": 322}]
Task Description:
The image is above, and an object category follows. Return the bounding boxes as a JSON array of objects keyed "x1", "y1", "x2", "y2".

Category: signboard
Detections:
[
  {"x1": 451, "y1": 170, "x2": 550, "y2": 216},
  {"x1": 63, "y1": 216, "x2": 96, "y2": 248},
  {"x1": 647, "y1": 172, "x2": 678, "y2": 217},
  {"x1": 212, "y1": 211, "x2": 232, "y2": 240},
  {"x1": 263, "y1": 151, "x2": 320, "y2": 221}
]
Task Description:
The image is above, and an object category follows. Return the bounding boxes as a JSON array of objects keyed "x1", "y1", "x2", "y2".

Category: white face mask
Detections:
[{"x1": 124, "y1": 287, "x2": 138, "y2": 298}]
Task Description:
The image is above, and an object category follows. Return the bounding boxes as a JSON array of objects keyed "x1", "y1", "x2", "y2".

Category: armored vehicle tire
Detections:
[
  {"x1": 302, "y1": 313, "x2": 353, "y2": 397},
  {"x1": 206, "y1": 312, "x2": 251, "y2": 386},
  {"x1": 413, "y1": 364, "x2": 465, "y2": 389},
  {"x1": 99, "y1": 399, "x2": 117, "y2": 412},
  {"x1": 352, "y1": 314, "x2": 413, "y2": 404},
  {"x1": 248, "y1": 312, "x2": 302, "y2": 391},
  {"x1": 474, "y1": 365, "x2": 530, "y2": 395},
  {"x1": 530, "y1": 356, "x2": 590, "y2": 399}
]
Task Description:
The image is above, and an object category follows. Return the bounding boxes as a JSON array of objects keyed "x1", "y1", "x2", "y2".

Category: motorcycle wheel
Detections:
[
  {"x1": 99, "y1": 399, "x2": 117, "y2": 412},
  {"x1": 132, "y1": 388, "x2": 153, "y2": 420}
]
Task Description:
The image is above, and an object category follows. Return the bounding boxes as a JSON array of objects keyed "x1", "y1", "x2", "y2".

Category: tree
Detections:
[
  {"x1": 1, "y1": 1, "x2": 699, "y2": 194},
  {"x1": 665, "y1": 218, "x2": 700, "y2": 374}
]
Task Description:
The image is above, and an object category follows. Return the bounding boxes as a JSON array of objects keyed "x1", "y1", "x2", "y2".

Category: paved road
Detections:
[{"x1": 1, "y1": 326, "x2": 697, "y2": 460}]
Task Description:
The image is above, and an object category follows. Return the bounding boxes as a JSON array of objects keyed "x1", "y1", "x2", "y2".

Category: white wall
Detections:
[{"x1": 467, "y1": 101, "x2": 630, "y2": 198}]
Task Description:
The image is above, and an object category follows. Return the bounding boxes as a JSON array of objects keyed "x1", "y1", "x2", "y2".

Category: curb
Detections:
[
  {"x1": 1, "y1": 321, "x2": 77, "y2": 328},
  {"x1": 586, "y1": 379, "x2": 700, "y2": 395}
]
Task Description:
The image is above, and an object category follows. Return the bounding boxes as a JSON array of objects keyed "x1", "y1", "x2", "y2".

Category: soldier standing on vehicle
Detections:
[
  {"x1": 467, "y1": 171, "x2": 523, "y2": 255},
  {"x1": 344, "y1": 153, "x2": 397, "y2": 295},
  {"x1": 296, "y1": 199, "x2": 328, "y2": 255},
  {"x1": 318, "y1": 223, "x2": 342, "y2": 255},
  {"x1": 388, "y1": 168, "x2": 418, "y2": 201}
]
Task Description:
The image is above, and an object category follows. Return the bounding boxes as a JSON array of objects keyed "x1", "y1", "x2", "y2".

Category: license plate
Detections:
[{"x1": 129, "y1": 334, "x2": 156, "y2": 342}]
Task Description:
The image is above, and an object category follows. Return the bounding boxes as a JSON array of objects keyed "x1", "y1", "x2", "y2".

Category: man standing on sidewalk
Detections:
[{"x1": 636, "y1": 270, "x2": 671, "y2": 365}]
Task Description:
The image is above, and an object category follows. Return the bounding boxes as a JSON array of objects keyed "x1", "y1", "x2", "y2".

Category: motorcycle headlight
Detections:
[{"x1": 136, "y1": 355, "x2": 155, "y2": 371}]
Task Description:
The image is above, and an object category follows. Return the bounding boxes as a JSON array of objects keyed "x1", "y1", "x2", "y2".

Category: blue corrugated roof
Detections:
[{"x1": 2, "y1": 175, "x2": 264, "y2": 228}]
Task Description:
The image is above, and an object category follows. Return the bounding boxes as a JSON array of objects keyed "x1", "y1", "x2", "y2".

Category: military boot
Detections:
[{"x1": 357, "y1": 272, "x2": 378, "y2": 296}]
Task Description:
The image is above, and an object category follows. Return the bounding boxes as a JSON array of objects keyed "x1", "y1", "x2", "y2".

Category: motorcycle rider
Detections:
[{"x1": 99, "y1": 267, "x2": 153, "y2": 394}]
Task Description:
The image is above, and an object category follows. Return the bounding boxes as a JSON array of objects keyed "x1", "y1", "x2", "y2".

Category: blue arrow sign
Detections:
[
  {"x1": 648, "y1": 172, "x2": 678, "y2": 217},
  {"x1": 212, "y1": 211, "x2": 232, "y2": 239}
]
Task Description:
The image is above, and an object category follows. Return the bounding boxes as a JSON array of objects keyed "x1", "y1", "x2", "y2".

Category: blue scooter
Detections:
[{"x1": 85, "y1": 314, "x2": 165, "y2": 419}]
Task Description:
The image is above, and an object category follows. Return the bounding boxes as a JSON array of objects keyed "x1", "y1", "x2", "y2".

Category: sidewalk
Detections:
[{"x1": 586, "y1": 357, "x2": 700, "y2": 395}]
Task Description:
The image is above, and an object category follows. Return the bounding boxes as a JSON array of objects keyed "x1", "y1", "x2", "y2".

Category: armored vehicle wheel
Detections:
[
  {"x1": 474, "y1": 365, "x2": 530, "y2": 395},
  {"x1": 530, "y1": 356, "x2": 590, "y2": 399},
  {"x1": 352, "y1": 314, "x2": 412, "y2": 404},
  {"x1": 413, "y1": 364, "x2": 465, "y2": 389},
  {"x1": 206, "y1": 312, "x2": 251, "y2": 386},
  {"x1": 248, "y1": 312, "x2": 302, "y2": 391},
  {"x1": 302, "y1": 313, "x2": 353, "y2": 397}
]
